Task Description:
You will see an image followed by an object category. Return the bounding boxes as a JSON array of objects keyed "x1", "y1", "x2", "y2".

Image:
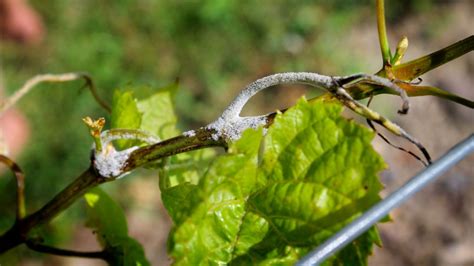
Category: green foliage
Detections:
[
  {"x1": 110, "y1": 82, "x2": 180, "y2": 146},
  {"x1": 102, "y1": 83, "x2": 216, "y2": 264},
  {"x1": 111, "y1": 91, "x2": 142, "y2": 149},
  {"x1": 84, "y1": 188, "x2": 150, "y2": 266},
  {"x1": 111, "y1": 91, "x2": 142, "y2": 131},
  {"x1": 161, "y1": 98, "x2": 386, "y2": 265},
  {"x1": 136, "y1": 82, "x2": 180, "y2": 139},
  {"x1": 107, "y1": 86, "x2": 386, "y2": 264}
]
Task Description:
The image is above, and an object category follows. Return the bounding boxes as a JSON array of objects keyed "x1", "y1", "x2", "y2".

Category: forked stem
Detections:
[{"x1": 0, "y1": 73, "x2": 111, "y2": 115}]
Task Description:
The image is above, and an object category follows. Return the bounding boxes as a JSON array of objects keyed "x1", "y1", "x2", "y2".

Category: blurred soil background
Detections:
[{"x1": 0, "y1": 0, "x2": 472, "y2": 265}]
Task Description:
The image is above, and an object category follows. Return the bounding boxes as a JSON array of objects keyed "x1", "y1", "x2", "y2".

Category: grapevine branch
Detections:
[
  {"x1": 119, "y1": 72, "x2": 424, "y2": 175},
  {"x1": 0, "y1": 71, "x2": 428, "y2": 257}
]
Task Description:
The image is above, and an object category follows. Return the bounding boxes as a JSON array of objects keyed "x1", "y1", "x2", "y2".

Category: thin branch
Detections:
[
  {"x1": 0, "y1": 73, "x2": 111, "y2": 115},
  {"x1": 79, "y1": 74, "x2": 112, "y2": 113},
  {"x1": 366, "y1": 95, "x2": 428, "y2": 166},
  {"x1": 0, "y1": 155, "x2": 26, "y2": 220},
  {"x1": 26, "y1": 240, "x2": 107, "y2": 260},
  {"x1": 22, "y1": 167, "x2": 104, "y2": 229},
  {"x1": 0, "y1": 167, "x2": 104, "y2": 253},
  {"x1": 339, "y1": 73, "x2": 409, "y2": 114}
]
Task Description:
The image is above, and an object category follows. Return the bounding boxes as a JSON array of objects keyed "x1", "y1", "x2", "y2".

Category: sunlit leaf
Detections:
[
  {"x1": 137, "y1": 82, "x2": 180, "y2": 139},
  {"x1": 129, "y1": 82, "x2": 216, "y2": 223},
  {"x1": 111, "y1": 90, "x2": 142, "y2": 149},
  {"x1": 165, "y1": 98, "x2": 386, "y2": 265}
]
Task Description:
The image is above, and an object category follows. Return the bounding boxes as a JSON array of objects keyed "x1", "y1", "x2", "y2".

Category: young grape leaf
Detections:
[
  {"x1": 165, "y1": 98, "x2": 386, "y2": 265},
  {"x1": 107, "y1": 84, "x2": 214, "y2": 226},
  {"x1": 111, "y1": 90, "x2": 142, "y2": 149},
  {"x1": 135, "y1": 83, "x2": 215, "y2": 184},
  {"x1": 84, "y1": 188, "x2": 150, "y2": 266},
  {"x1": 129, "y1": 83, "x2": 216, "y2": 204},
  {"x1": 136, "y1": 82, "x2": 180, "y2": 139},
  {"x1": 111, "y1": 90, "x2": 142, "y2": 132}
]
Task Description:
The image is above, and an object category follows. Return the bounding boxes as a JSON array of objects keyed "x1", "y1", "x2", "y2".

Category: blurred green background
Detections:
[{"x1": 1, "y1": 0, "x2": 472, "y2": 265}]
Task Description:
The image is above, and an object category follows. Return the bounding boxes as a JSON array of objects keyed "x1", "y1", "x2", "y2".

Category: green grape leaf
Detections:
[
  {"x1": 137, "y1": 82, "x2": 180, "y2": 139},
  {"x1": 168, "y1": 128, "x2": 263, "y2": 265},
  {"x1": 131, "y1": 82, "x2": 217, "y2": 207},
  {"x1": 134, "y1": 82, "x2": 216, "y2": 182},
  {"x1": 165, "y1": 98, "x2": 386, "y2": 265},
  {"x1": 116, "y1": 82, "x2": 216, "y2": 224},
  {"x1": 159, "y1": 148, "x2": 215, "y2": 189},
  {"x1": 84, "y1": 188, "x2": 150, "y2": 266},
  {"x1": 160, "y1": 182, "x2": 199, "y2": 226},
  {"x1": 111, "y1": 90, "x2": 142, "y2": 149}
]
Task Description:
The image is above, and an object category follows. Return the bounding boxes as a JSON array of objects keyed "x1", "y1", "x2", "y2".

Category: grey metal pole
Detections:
[{"x1": 297, "y1": 134, "x2": 474, "y2": 266}]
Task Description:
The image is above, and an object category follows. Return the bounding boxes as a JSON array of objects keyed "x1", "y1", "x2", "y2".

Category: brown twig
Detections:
[
  {"x1": 0, "y1": 73, "x2": 111, "y2": 115},
  {"x1": 365, "y1": 95, "x2": 430, "y2": 166},
  {"x1": 0, "y1": 154, "x2": 26, "y2": 220},
  {"x1": 0, "y1": 166, "x2": 105, "y2": 253},
  {"x1": 26, "y1": 239, "x2": 108, "y2": 260}
]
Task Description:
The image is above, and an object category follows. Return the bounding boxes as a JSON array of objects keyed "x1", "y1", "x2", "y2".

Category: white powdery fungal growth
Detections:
[
  {"x1": 94, "y1": 146, "x2": 138, "y2": 178},
  {"x1": 220, "y1": 72, "x2": 334, "y2": 119},
  {"x1": 183, "y1": 130, "x2": 196, "y2": 137},
  {"x1": 206, "y1": 72, "x2": 334, "y2": 141},
  {"x1": 93, "y1": 129, "x2": 160, "y2": 178},
  {"x1": 207, "y1": 116, "x2": 268, "y2": 141},
  {"x1": 100, "y1": 129, "x2": 160, "y2": 147}
]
